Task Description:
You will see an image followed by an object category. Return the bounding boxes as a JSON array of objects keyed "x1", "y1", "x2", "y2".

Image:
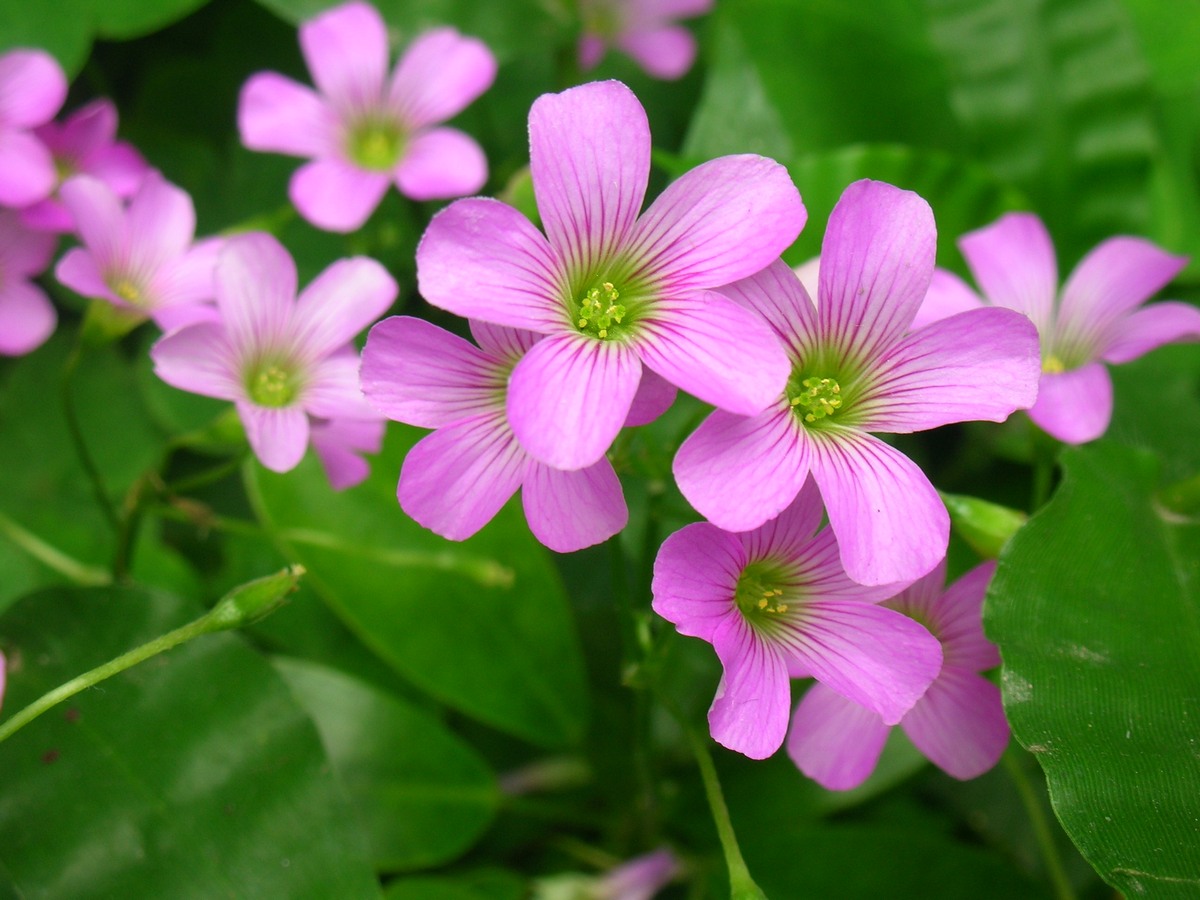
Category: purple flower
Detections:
[
  {"x1": 310, "y1": 415, "x2": 386, "y2": 491},
  {"x1": 360, "y1": 316, "x2": 631, "y2": 552},
  {"x1": 417, "y1": 79, "x2": 802, "y2": 471},
  {"x1": 238, "y1": 0, "x2": 497, "y2": 233},
  {"x1": 787, "y1": 560, "x2": 1008, "y2": 790},
  {"x1": 0, "y1": 48, "x2": 67, "y2": 208},
  {"x1": 151, "y1": 232, "x2": 396, "y2": 473},
  {"x1": 578, "y1": 0, "x2": 713, "y2": 80},
  {"x1": 0, "y1": 209, "x2": 57, "y2": 356},
  {"x1": 673, "y1": 180, "x2": 1041, "y2": 586},
  {"x1": 55, "y1": 173, "x2": 224, "y2": 330},
  {"x1": 19, "y1": 98, "x2": 150, "y2": 233},
  {"x1": 919, "y1": 212, "x2": 1199, "y2": 444},
  {"x1": 651, "y1": 479, "x2": 943, "y2": 760}
]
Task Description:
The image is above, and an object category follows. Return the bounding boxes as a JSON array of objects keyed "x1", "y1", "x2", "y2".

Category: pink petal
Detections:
[
  {"x1": 808, "y1": 429, "x2": 948, "y2": 586},
  {"x1": 469, "y1": 319, "x2": 540, "y2": 360},
  {"x1": 0, "y1": 130, "x2": 57, "y2": 207},
  {"x1": 85, "y1": 142, "x2": 150, "y2": 198},
  {"x1": 398, "y1": 413, "x2": 528, "y2": 540},
  {"x1": 303, "y1": 352, "x2": 378, "y2": 419},
  {"x1": 507, "y1": 332, "x2": 641, "y2": 470},
  {"x1": 523, "y1": 458, "x2": 628, "y2": 552},
  {"x1": 617, "y1": 25, "x2": 697, "y2": 79},
  {"x1": 816, "y1": 180, "x2": 935, "y2": 365},
  {"x1": 738, "y1": 477, "x2": 828, "y2": 561},
  {"x1": 901, "y1": 667, "x2": 1008, "y2": 780},
  {"x1": 0, "y1": 209, "x2": 56, "y2": 274},
  {"x1": 628, "y1": 155, "x2": 805, "y2": 291},
  {"x1": 388, "y1": 28, "x2": 497, "y2": 128},
  {"x1": 238, "y1": 72, "x2": 336, "y2": 157},
  {"x1": 41, "y1": 98, "x2": 115, "y2": 158},
  {"x1": 0, "y1": 49, "x2": 66, "y2": 127},
  {"x1": 673, "y1": 406, "x2": 809, "y2": 533},
  {"x1": 624, "y1": 367, "x2": 677, "y2": 426},
  {"x1": 577, "y1": 34, "x2": 606, "y2": 70},
  {"x1": 651, "y1": 521, "x2": 745, "y2": 642},
  {"x1": 0, "y1": 280, "x2": 56, "y2": 356},
  {"x1": 153, "y1": 236, "x2": 223, "y2": 309},
  {"x1": 718, "y1": 256, "x2": 817, "y2": 355},
  {"x1": 152, "y1": 301, "x2": 219, "y2": 332},
  {"x1": 416, "y1": 197, "x2": 563, "y2": 332},
  {"x1": 1026, "y1": 362, "x2": 1112, "y2": 444},
  {"x1": 958, "y1": 212, "x2": 1058, "y2": 329},
  {"x1": 215, "y1": 232, "x2": 297, "y2": 352},
  {"x1": 151, "y1": 322, "x2": 241, "y2": 400},
  {"x1": 931, "y1": 561, "x2": 1000, "y2": 671},
  {"x1": 910, "y1": 268, "x2": 986, "y2": 331},
  {"x1": 708, "y1": 615, "x2": 792, "y2": 759},
  {"x1": 298, "y1": 0, "x2": 389, "y2": 111},
  {"x1": 294, "y1": 256, "x2": 397, "y2": 359},
  {"x1": 289, "y1": 157, "x2": 391, "y2": 232},
  {"x1": 55, "y1": 247, "x2": 114, "y2": 300},
  {"x1": 58, "y1": 174, "x2": 124, "y2": 266},
  {"x1": 1101, "y1": 301, "x2": 1200, "y2": 364},
  {"x1": 238, "y1": 401, "x2": 311, "y2": 473},
  {"x1": 786, "y1": 683, "x2": 890, "y2": 790},
  {"x1": 311, "y1": 417, "x2": 385, "y2": 490},
  {"x1": 1057, "y1": 236, "x2": 1188, "y2": 337},
  {"x1": 394, "y1": 127, "x2": 487, "y2": 201},
  {"x1": 649, "y1": 0, "x2": 714, "y2": 16},
  {"x1": 127, "y1": 173, "x2": 196, "y2": 269}
]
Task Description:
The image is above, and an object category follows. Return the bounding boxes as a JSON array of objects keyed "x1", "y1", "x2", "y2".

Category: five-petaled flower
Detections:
[
  {"x1": 0, "y1": 209, "x2": 57, "y2": 356},
  {"x1": 787, "y1": 559, "x2": 1009, "y2": 790},
  {"x1": 672, "y1": 180, "x2": 1041, "y2": 586},
  {"x1": 578, "y1": 0, "x2": 713, "y2": 80},
  {"x1": 417, "y1": 79, "x2": 803, "y2": 472},
  {"x1": 917, "y1": 212, "x2": 1200, "y2": 444},
  {"x1": 238, "y1": 0, "x2": 497, "y2": 232}
]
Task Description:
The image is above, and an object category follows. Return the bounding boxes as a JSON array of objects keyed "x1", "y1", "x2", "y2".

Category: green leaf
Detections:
[
  {"x1": 274, "y1": 658, "x2": 499, "y2": 871},
  {"x1": 987, "y1": 442, "x2": 1200, "y2": 896},
  {"x1": 246, "y1": 425, "x2": 589, "y2": 748},
  {"x1": 382, "y1": 869, "x2": 526, "y2": 900},
  {"x1": 0, "y1": 585, "x2": 379, "y2": 899}
]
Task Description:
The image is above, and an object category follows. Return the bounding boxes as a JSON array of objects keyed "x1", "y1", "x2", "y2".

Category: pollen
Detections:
[
  {"x1": 347, "y1": 120, "x2": 405, "y2": 172},
  {"x1": 247, "y1": 362, "x2": 300, "y2": 408},
  {"x1": 111, "y1": 278, "x2": 142, "y2": 304},
  {"x1": 1042, "y1": 354, "x2": 1066, "y2": 374},
  {"x1": 788, "y1": 375, "x2": 844, "y2": 424},
  {"x1": 734, "y1": 562, "x2": 795, "y2": 620},
  {"x1": 576, "y1": 280, "x2": 626, "y2": 340}
]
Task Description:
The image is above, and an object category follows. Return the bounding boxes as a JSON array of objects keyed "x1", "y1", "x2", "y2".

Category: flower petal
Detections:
[
  {"x1": 216, "y1": 233, "x2": 298, "y2": 355},
  {"x1": 311, "y1": 417, "x2": 385, "y2": 490},
  {"x1": 1026, "y1": 362, "x2": 1112, "y2": 444},
  {"x1": 298, "y1": 0, "x2": 389, "y2": 111},
  {"x1": 616, "y1": 26, "x2": 697, "y2": 79},
  {"x1": 786, "y1": 683, "x2": 890, "y2": 790},
  {"x1": 303, "y1": 352, "x2": 377, "y2": 419},
  {"x1": 394, "y1": 127, "x2": 487, "y2": 201},
  {"x1": 0, "y1": 209, "x2": 56, "y2": 274},
  {"x1": 58, "y1": 174, "x2": 125, "y2": 267},
  {"x1": 41, "y1": 98, "x2": 114, "y2": 157},
  {"x1": 910, "y1": 268, "x2": 986, "y2": 332},
  {"x1": 708, "y1": 615, "x2": 792, "y2": 759},
  {"x1": 127, "y1": 173, "x2": 196, "y2": 270},
  {"x1": 398, "y1": 413, "x2": 527, "y2": 541},
  {"x1": 85, "y1": 142, "x2": 150, "y2": 198},
  {"x1": 930, "y1": 561, "x2": 1000, "y2": 671},
  {"x1": 739, "y1": 477, "x2": 829, "y2": 562},
  {"x1": 153, "y1": 236, "x2": 223, "y2": 310},
  {"x1": 624, "y1": 367, "x2": 677, "y2": 426},
  {"x1": 1100, "y1": 301, "x2": 1200, "y2": 364},
  {"x1": 289, "y1": 157, "x2": 390, "y2": 232},
  {"x1": 652, "y1": 521, "x2": 745, "y2": 642},
  {"x1": 808, "y1": 428, "x2": 948, "y2": 586},
  {"x1": 901, "y1": 667, "x2": 1008, "y2": 780},
  {"x1": 238, "y1": 402, "x2": 310, "y2": 472},
  {"x1": 0, "y1": 49, "x2": 66, "y2": 127},
  {"x1": 523, "y1": 458, "x2": 628, "y2": 552},
  {"x1": 0, "y1": 130, "x2": 57, "y2": 207},
  {"x1": 294, "y1": 256, "x2": 397, "y2": 359},
  {"x1": 577, "y1": 34, "x2": 606, "y2": 70},
  {"x1": 151, "y1": 322, "x2": 241, "y2": 400},
  {"x1": 388, "y1": 28, "x2": 497, "y2": 128},
  {"x1": 507, "y1": 332, "x2": 641, "y2": 469},
  {"x1": 958, "y1": 212, "x2": 1057, "y2": 329},
  {"x1": 55, "y1": 247, "x2": 114, "y2": 301},
  {"x1": 718, "y1": 256, "x2": 817, "y2": 355},
  {"x1": 0, "y1": 280, "x2": 56, "y2": 356},
  {"x1": 238, "y1": 72, "x2": 336, "y2": 157}
]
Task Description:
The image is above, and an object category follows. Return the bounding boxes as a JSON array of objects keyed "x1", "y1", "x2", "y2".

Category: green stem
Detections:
[
  {"x1": 61, "y1": 340, "x2": 120, "y2": 533},
  {"x1": 1029, "y1": 427, "x2": 1061, "y2": 511},
  {"x1": 0, "y1": 509, "x2": 111, "y2": 586},
  {"x1": 1002, "y1": 748, "x2": 1075, "y2": 900}
]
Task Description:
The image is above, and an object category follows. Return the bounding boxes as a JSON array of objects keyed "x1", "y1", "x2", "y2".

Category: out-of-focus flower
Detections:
[
  {"x1": 238, "y1": 0, "x2": 496, "y2": 232},
  {"x1": 534, "y1": 847, "x2": 680, "y2": 900},
  {"x1": 652, "y1": 479, "x2": 942, "y2": 760},
  {"x1": 151, "y1": 232, "x2": 396, "y2": 474},
  {"x1": 418, "y1": 79, "x2": 802, "y2": 471},
  {"x1": 55, "y1": 173, "x2": 222, "y2": 330},
  {"x1": 788, "y1": 560, "x2": 1008, "y2": 790},
  {"x1": 673, "y1": 180, "x2": 1041, "y2": 586},
  {"x1": 19, "y1": 98, "x2": 150, "y2": 232},
  {"x1": 578, "y1": 0, "x2": 712, "y2": 80},
  {"x1": 0, "y1": 48, "x2": 67, "y2": 208},
  {"x1": 918, "y1": 212, "x2": 1200, "y2": 444},
  {"x1": 310, "y1": 415, "x2": 386, "y2": 491},
  {"x1": 360, "y1": 316, "x2": 630, "y2": 552},
  {"x1": 0, "y1": 209, "x2": 57, "y2": 355}
]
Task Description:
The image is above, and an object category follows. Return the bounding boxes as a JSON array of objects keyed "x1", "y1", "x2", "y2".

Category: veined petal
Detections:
[
  {"x1": 817, "y1": 180, "x2": 935, "y2": 367},
  {"x1": 55, "y1": 248, "x2": 114, "y2": 301},
  {"x1": 151, "y1": 322, "x2": 241, "y2": 401},
  {"x1": 0, "y1": 50, "x2": 66, "y2": 127},
  {"x1": 624, "y1": 367, "x2": 677, "y2": 426},
  {"x1": 855, "y1": 307, "x2": 1040, "y2": 432},
  {"x1": 216, "y1": 233, "x2": 299, "y2": 361},
  {"x1": 299, "y1": 0, "x2": 389, "y2": 111},
  {"x1": 709, "y1": 615, "x2": 792, "y2": 759},
  {"x1": 1026, "y1": 363, "x2": 1112, "y2": 445},
  {"x1": 628, "y1": 155, "x2": 805, "y2": 291},
  {"x1": 958, "y1": 212, "x2": 1057, "y2": 329},
  {"x1": 238, "y1": 72, "x2": 337, "y2": 157},
  {"x1": 303, "y1": 352, "x2": 377, "y2": 419},
  {"x1": 910, "y1": 268, "x2": 986, "y2": 332},
  {"x1": 127, "y1": 173, "x2": 196, "y2": 270},
  {"x1": 388, "y1": 28, "x2": 497, "y2": 128},
  {"x1": 0, "y1": 280, "x2": 56, "y2": 356},
  {"x1": 153, "y1": 236, "x2": 223, "y2": 308},
  {"x1": 507, "y1": 332, "x2": 640, "y2": 469},
  {"x1": 616, "y1": 26, "x2": 696, "y2": 80},
  {"x1": 0, "y1": 130, "x2": 55, "y2": 207},
  {"x1": 718, "y1": 257, "x2": 817, "y2": 355},
  {"x1": 932, "y1": 561, "x2": 999, "y2": 671},
  {"x1": 523, "y1": 458, "x2": 628, "y2": 552},
  {"x1": 58, "y1": 175, "x2": 124, "y2": 267},
  {"x1": 529, "y1": 81, "x2": 649, "y2": 277},
  {"x1": 901, "y1": 667, "x2": 1008, "y2": 780},
  {"x1": 294, "y1": 256, "x2": 397, "y2": 359},
  {"x1": 398, "y1": 413, "x2": 527, "y2": 541},
  {"x1": 289, "y1": 158, "x2": 390, "y2": 233},
  {"x1": 786, "y1": 683, "x2": 890, "y2": 791},
  {"x1": 1100, "y1": 301, "x2": 1200, "y2": 364},
  {"x1": 637, "y1": 289, "x2": 790, "y2": 415},
  {"x1": 809, "y1": 428, "x2": 948, "y2": 586},
  {"x1": 652, "y1": 521, "x2": 745, "y2": 642},
  {"x1": 469, "y1": 319, "x2": 540, "y2": 360},
  {"x1": 738, "y1": 478, "x2": 828, "y2": 562},
  {"x1": 311, "y1": 417, "x2": 384, "y2": 490},
  {"x1": 238, "y1": 402, "x2": 310, "y2": 473},
  {"x1": 417, "y1": 197, "x2": 564, "y2": 332},
  {"x1": 673, "y1": 406, "x2": 808, "y2": 533},
  {"x1": 394, "y1": 127, "x2": 487, "y2": 201}
]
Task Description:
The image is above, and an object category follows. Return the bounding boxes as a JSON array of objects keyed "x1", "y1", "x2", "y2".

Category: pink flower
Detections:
[
  {"x1": 310, "y1": 415, "x2": 386, "y2": 491},
  {"x1": 788, "y1": 560, "x2": 1008, "y2": 790},
  {"x1": 19, "y1": 98, "x2": 150, "y2": 232},
  {"x1": 55, "y1": 173, "x2": 223, "y2": 330},
  {"x1": 417, "y1": 79, "x2": 803, "y2": 471},
  {"x1": 151, "y1": 232, "x2": 396, "y2": 474},
  {"x1": 0, "y1": 209, "x2": 57, "y2": 355},
  {"x1": 360, "y1": 316, "x2": 634, "y2": 552},
  {"x1": 0, "y1": 48, "x2": 67, "y2": 208},
  {"x1": 578, "y1": 0, "x2": 713, "y2": 80},
  {"x1": 238, "y1": 0, "x2": 497, "y2": 232},
  {"x1": 918, "y1": 212, "x2": 1199, "y2": 444},
  {"x1": 651, "y1": 480, "x2": 943, "y2": 760},
  {"x1": 672, "y1": 180, "x2": 1041, "y2": 586},
  {"x1": 0, "y1": 649, "x2": 7, "y2": 714},
  {"x1": 595, "y1": 848, "x2": 680, "y2": 900}
]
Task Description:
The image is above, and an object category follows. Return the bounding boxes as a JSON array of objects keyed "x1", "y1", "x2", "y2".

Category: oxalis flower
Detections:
[
  {"x1": 652, "y1": 479, "x2": 943, "y2": 760},
  {"x1": 151, "y1": 232, "x2": 396, "y2": 474},
  {"x1": 578, "y1": 0, "x2": 713, "y2": 80},
  {"x1": 310, "y1": 416, "x2": 386, "y2": 491},
  {"x1": 917, "y1": 212, "x2": 1200, "y2": 444},
  {"x1": 417, "y1": 79, "x2": 803, "y2": 471},
  {"x1": 238, "y1": 0, "x2": 497, "y2": 232},
  {"x1": 0, "y1": 48, "x2": 67, "y2": 208},
  {"x1": 360, "y1": 315, "x2": 664, "y2": 552},
  {"x1": 788, "y1": 560, "x2": 1008, "y2": 790},
  {"x1": 0, "y1": 209, "x2": 57, "y2": 356},
  {"x1": 673, "y1": 180, "x2": 1041, "y2": 586}
]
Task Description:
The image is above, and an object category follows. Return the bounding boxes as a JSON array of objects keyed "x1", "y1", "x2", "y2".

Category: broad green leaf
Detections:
[
  {"x1": 274, "y1": 658, "x2": 499, "y2": 871},
  {"x1": 247, "y1": 425, "x2": 589, "y2": 748},
  {"x1": 92, "y1": 0, "x2": 211, "y2": 39},
  {"x1": 1109, "y1": 342, "x2": 1200, "y2": 482},
  {"x1": 382, "y1": 870, "x2": 525, "y2": 900},
  {"x1": 987, "y1": 442, "x2": 1200, "y2": 897},
  {"x1": 0, "y1": 585, "x2": 379, "y2": 899}
]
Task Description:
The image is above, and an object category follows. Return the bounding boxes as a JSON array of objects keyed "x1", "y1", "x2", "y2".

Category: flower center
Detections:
[
  {"x1": 247, "y1": 361, "x2": 301, "y2": 408},
  {"x1": 347, "y1": 120, "x2": 404, "y2": 172},
  {"x1": 1042, "y1": 354, "x2": 1066, "y2": 374},
  {"x1": 734, "y1": 560, "x2": 793, "y2": 620},
  {"x1": 787, "y1": 375, "x2": 843, "y2": 424},
  {"x1": 575, "y1": 280, "x2": 627, "y2": 340},
  {"x1": 109, "y1": 277, "x2": 143, "y2": 306}
]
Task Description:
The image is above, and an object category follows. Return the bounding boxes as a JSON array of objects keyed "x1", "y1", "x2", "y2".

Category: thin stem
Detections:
[
  {"x1": 1002, "y1": 748, "x2": 1075, "y2": 900},
  {"x1": 61, "y1": 340, "x2": 120, "y2": 533},
  {"x1": 1029, "y1": 427, "x2": 1061, "y2": 511},
  {"x1": 0, "y1": 509, "x2": 111, "y2": 586}
]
